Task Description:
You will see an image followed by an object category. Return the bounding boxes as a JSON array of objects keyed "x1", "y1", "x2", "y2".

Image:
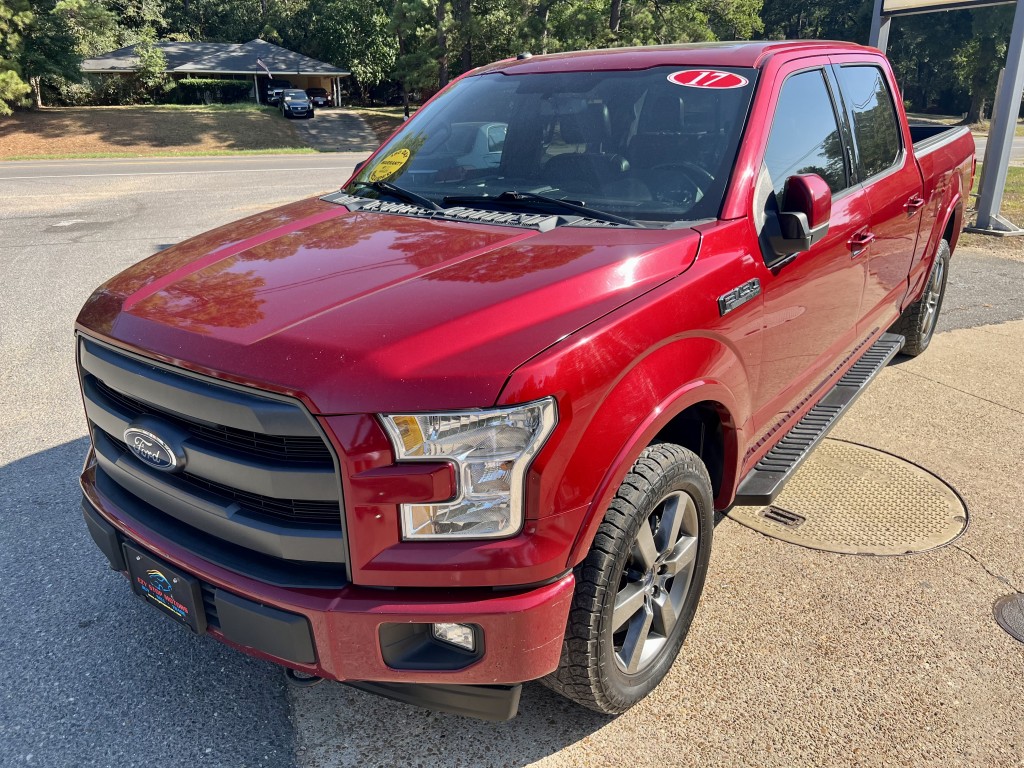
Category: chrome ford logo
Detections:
[{"x1": 123, "y1": 427, "x2": 179, "y2": 472}]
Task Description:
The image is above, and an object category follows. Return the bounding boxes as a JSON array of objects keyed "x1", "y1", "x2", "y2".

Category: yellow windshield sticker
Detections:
[{"x1": 368, "y1": 149, "x2": 411, "y2": 182}]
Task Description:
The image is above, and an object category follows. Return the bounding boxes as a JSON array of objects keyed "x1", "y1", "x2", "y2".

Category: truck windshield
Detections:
[{"x1": 348, "y1": 66, "x2": 757, "y2": 225}]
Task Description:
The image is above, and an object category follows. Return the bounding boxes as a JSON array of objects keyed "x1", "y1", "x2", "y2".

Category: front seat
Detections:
[{"x1": 544, "y1": 105, "x2": 631, "y2": 195}]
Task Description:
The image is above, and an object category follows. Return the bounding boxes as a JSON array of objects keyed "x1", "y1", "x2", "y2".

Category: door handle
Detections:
[
  {"x1": 904, "y1": 195, "x2": 926, "y2": 215},
  {"x1": 848, "y1": 231, "x2": 875, "y2": 258}
]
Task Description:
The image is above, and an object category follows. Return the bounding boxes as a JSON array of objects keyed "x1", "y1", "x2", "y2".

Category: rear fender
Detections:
[{"x1": 908, "y1": 185, "x2": 962, "y2": 308}]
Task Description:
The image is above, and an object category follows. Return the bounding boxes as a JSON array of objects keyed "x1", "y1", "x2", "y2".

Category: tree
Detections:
[
  {"x1": 21, "y1": 0, "x2": 87, "y2": 107},
  {"x1": 953, "y1": 5, "x2": 1015, "y2": 124},
  {"x1": 297, "y1": 0, "x2": 397, "y2": 101},
  {"x1": 760, "y1": 0, "x2": 866, "y2": 41},
  {"x1": 0, "y1": 0, "x2": 33, "y2": 114},
  {"x1": 133, "y1": 28, "x2": 166, "y2": 100}
]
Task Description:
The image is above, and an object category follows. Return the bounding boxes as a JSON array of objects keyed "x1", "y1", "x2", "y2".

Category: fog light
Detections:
[{"x1": 432, "y1": 622, "x2": 476, "y2": 652}]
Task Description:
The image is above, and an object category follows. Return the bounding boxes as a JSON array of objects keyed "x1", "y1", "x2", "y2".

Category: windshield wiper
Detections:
[
  {"x1": 442, "y1": 190, "x2": 637, "y2": 226},
  {"x1": 354, "y1": 180, "x2": 442, "y2": 211}
]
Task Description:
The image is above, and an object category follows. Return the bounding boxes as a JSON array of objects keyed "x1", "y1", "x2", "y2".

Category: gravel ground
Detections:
[{"x1": 1, "y1": 156, "x2": 1021, "y2": 767}]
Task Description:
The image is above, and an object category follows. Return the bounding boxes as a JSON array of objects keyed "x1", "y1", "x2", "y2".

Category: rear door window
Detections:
[
  {"x1": 763, "y1": 69, "x2": 850, "y2": 205},
  {"x1": 836, "y1": 65, "x2": 902, "y2": 180}
]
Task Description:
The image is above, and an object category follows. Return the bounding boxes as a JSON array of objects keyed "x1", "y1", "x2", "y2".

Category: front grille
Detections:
[
  {"x1": 181, "y1": 472, "x2": 341, "y2": 526},
  {"x1": 79, "y1": 336, "x2": 347, "y2": 569},
  {"x1": 99, "y1": 428, "x2": 340, "y2": 527},
  {"x1": 93, "y1": 377, "x2": 332, "y2": 466}
]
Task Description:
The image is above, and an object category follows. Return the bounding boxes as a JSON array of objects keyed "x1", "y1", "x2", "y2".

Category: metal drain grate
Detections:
[
  {"x1": 994, "y1": 594, "x2": 1024, "y2": 644},
  {"x1": 760, "y1": 506, "x2": 806, "y2": 528},
  {"x1": 727, "y1": 440, "x2": 968, "y2": 556}
]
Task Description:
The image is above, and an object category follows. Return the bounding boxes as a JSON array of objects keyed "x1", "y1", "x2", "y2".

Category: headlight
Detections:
[{"x1": 380, "y1": 398, "x2": 557, "y2": 540}]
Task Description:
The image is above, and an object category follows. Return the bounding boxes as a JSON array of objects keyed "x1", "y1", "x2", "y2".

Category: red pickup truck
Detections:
[{"x1": 76, "y1": 41, "x2": 974, "y2": 720}]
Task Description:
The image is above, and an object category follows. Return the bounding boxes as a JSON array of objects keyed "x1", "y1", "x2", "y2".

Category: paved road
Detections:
[
  {"x1": 973, "y1": 132, "x2": 1024, "y2": 164},
  {"x1": 0, "y1": 152, "x2": 366, "y2": 180},
  {"x1": 0, "y1": 155, "x2": 358, "y2": 768},
  {"x1": 1, "y1": 154, "x2": 1022, "y2": 767}
]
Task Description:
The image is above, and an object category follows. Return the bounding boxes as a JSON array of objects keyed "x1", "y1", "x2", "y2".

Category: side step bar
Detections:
[{"x1": 734, "y1": 333, "x2": 905, "y2": 505}]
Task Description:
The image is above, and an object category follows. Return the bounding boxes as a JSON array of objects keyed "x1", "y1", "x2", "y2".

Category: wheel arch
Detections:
[
  {"x1": 942, "y1": 201, "x2": 963, "y2": 253},
  {"x1": 565, "y1": 380, "x2": 743, "y2": 569}
]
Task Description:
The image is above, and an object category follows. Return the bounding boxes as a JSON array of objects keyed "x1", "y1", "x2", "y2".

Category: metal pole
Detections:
[
  {"x1": 974, "y1": 0, "x2": 1024, "y2": 232},
  {"x1": 254, "y1": 73, "x2": 260, "y2": 104},
  {"x1": 869, "y1": 0, "x2": 892, "y2": 53},
  {"x1": 974, "y1": 68, "x2": 1005, "y2": 203}
]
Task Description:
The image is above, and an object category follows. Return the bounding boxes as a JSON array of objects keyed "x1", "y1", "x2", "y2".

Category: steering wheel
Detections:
[{"x1": 645, "y1": 162, "x2": 715, "y2": 206}]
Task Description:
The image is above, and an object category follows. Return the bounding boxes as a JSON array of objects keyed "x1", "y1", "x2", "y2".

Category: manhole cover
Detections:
[
  {"x1": 994, "y1": 594, "x2": 1024, "y2": 644},
  {"x1": 727, "y1": 440, "x2": 967, "y2": 555}
]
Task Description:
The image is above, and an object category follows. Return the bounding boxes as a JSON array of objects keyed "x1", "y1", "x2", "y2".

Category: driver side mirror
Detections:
[
  {"x1": 354, "y1": 159, "x2": 368, "y2": 173},
  {"x1": 769, "y1": 173, "x2": 831, "y2": 257}
]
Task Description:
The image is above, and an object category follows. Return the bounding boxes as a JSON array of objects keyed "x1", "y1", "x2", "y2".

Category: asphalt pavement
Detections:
[
  {"x1": 973, "y1": 133, "x2": 1024, "y2": 165},
  {"x1": 1, "y1": 154, "x2": 1022, "y2": 768},
  {"x1": 0, "y1": 155, "x2": 358, "y2": 768}
]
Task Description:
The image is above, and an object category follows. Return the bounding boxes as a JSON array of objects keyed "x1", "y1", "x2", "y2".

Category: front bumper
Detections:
[{"x1": 81, "y1": 463, "x2": 574, "y2": 688}]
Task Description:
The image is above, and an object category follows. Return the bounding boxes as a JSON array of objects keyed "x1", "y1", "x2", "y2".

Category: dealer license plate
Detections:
[{"x1": 124, "y1": 542, "x2": 206, "y2": 634}]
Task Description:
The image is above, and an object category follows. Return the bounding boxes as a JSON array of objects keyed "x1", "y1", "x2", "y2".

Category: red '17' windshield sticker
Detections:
[{"x1": 668, "y1": 70, "x2": 749, "y2": 89}]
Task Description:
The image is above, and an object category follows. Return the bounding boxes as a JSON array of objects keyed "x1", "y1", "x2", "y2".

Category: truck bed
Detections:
[{"x1": 910, "y1": 124, "x2": 972, "y2": 156}]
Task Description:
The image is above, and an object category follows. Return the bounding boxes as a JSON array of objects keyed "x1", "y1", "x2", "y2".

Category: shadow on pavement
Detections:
[
  {"x1": 288, "y1": 110, "x2": 380, "y2": 153},
  {"x1": 0, "y1": 439, "x2": 295, "y2": 768},
  {"x1": 290, "y1": 676, "x2": 613, "y2": 767}
]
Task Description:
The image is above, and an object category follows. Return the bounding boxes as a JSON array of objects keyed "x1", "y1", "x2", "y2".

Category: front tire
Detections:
[
  {"x1": 890, "y1": 239, "x2": 950, "y2": 356},
  {"x1": 542, "y1": 443, "x2": 714, "y2": 714}
]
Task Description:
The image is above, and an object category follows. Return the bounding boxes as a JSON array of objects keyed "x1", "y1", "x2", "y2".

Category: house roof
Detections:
[{"x1": 81, "y1": 39, "x2": 350, "y2": 77}]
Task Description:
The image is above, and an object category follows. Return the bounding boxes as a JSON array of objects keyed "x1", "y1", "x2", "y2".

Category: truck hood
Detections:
[{"x1": 77, "y1": 197, "x2": 701, "y2": 412}]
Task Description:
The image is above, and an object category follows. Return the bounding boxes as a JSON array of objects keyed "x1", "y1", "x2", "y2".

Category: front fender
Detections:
[
  {"x1": 504, "y1": 329, "x2": 752, "y2": 571},
  {"x1": 563, "y1": 363, "x2": 746, "y2": 569}
]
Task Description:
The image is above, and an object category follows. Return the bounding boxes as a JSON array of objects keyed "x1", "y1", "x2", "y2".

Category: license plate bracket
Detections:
[{"x1": 124, "y1": 542, "x2": 207, "y2": 634}]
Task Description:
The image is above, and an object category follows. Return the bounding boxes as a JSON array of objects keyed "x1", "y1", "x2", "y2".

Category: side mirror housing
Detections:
[
  {"x1": 354, "y1": 159, "x2": 368, "y2": 173},
  {"x1": 769, "y1": 173, "x2": 831, "y2": 257}
]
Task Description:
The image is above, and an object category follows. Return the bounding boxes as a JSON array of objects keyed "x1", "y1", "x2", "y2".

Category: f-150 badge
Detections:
[{"x1": 718, "y1": 279, "x2": 761, "y2": 316}]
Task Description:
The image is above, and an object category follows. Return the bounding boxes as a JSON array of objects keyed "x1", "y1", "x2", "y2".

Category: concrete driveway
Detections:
[
  {"x1": 1, "y1": 155, "x2": 1021, "y2": 767},
  {"x1": 287, "y1": 108, "x2": 380, "y2": 153}
]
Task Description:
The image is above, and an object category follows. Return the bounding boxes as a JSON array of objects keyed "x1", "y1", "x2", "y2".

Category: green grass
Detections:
[
  {"x1": 960, "y1": 164, "x2": 1024, "y2": 251},
  {"x1": 986, "y1": 165, "x2": 1024, "y2": 222},
  {"x1": 345, "y1": 105, "x2": 419, "y2": 142},
  {"x1": 151, "y1": 103, "x2": 281, "y2": 114},
  {"x1": 350, "y1": 105, "x2": 416, "y2": 117},
  {"x1": 0, "y1": 104, "x2": 313, "y2": 160}
]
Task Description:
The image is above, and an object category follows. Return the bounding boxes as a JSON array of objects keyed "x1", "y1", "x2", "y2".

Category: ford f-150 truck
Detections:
[{"x1": 76, "y1": 41, "x2": 975, "y2": 720}]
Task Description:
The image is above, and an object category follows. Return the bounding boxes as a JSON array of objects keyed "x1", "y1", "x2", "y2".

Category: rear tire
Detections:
[
  {"x1": 890, "y1": 239, "x2": 950, "y2": 357},
  {"x1": 541, "y1": 443, "x2": 714, "y2": 714}
]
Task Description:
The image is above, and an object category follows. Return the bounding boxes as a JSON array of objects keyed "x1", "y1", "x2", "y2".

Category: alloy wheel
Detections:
[
  {"x1": 921, "y1": 256, "x2": 945, "y2": 340},
  {"x1": 611, "y1": 490, "x2": 700, "y2": 674}
]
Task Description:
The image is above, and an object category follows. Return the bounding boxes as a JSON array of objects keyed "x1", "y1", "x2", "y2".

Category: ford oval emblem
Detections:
[{"x1": 123, "y1": 427, "x2": 180, "y2": 472}]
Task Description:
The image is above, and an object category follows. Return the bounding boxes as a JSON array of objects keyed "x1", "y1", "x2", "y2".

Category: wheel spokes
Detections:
[
  {"x1": 632, "y1": 520, "x2": 659, "y2": 571},
  {"x1": 661, "y1": 535, "x2": 698, "y2": 577},
  {"x1": 612, "y1": 486, "x2": 703, "y2": 675},
  {"x1": 652, "y1": 591, "x2": 679, "y2": 637},
  {"x1": 618, "y1": 602, "x2": 654, "y2": 674},
  {"x1": 654, "y1": 492, "x2": 684, "y2": 554},
  {"x1": 612, "y1": 581, "x2": 647, "y2": 632}
]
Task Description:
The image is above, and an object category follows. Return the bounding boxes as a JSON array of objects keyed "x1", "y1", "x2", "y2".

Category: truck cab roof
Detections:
[{"x1": 478, "y1": 40, "x2": 876, "y2": 75}]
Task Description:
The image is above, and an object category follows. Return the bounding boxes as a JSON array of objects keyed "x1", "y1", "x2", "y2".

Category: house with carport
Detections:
[{"x1": 81, "y1": 39, "x2": 350, "y2": 105}]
